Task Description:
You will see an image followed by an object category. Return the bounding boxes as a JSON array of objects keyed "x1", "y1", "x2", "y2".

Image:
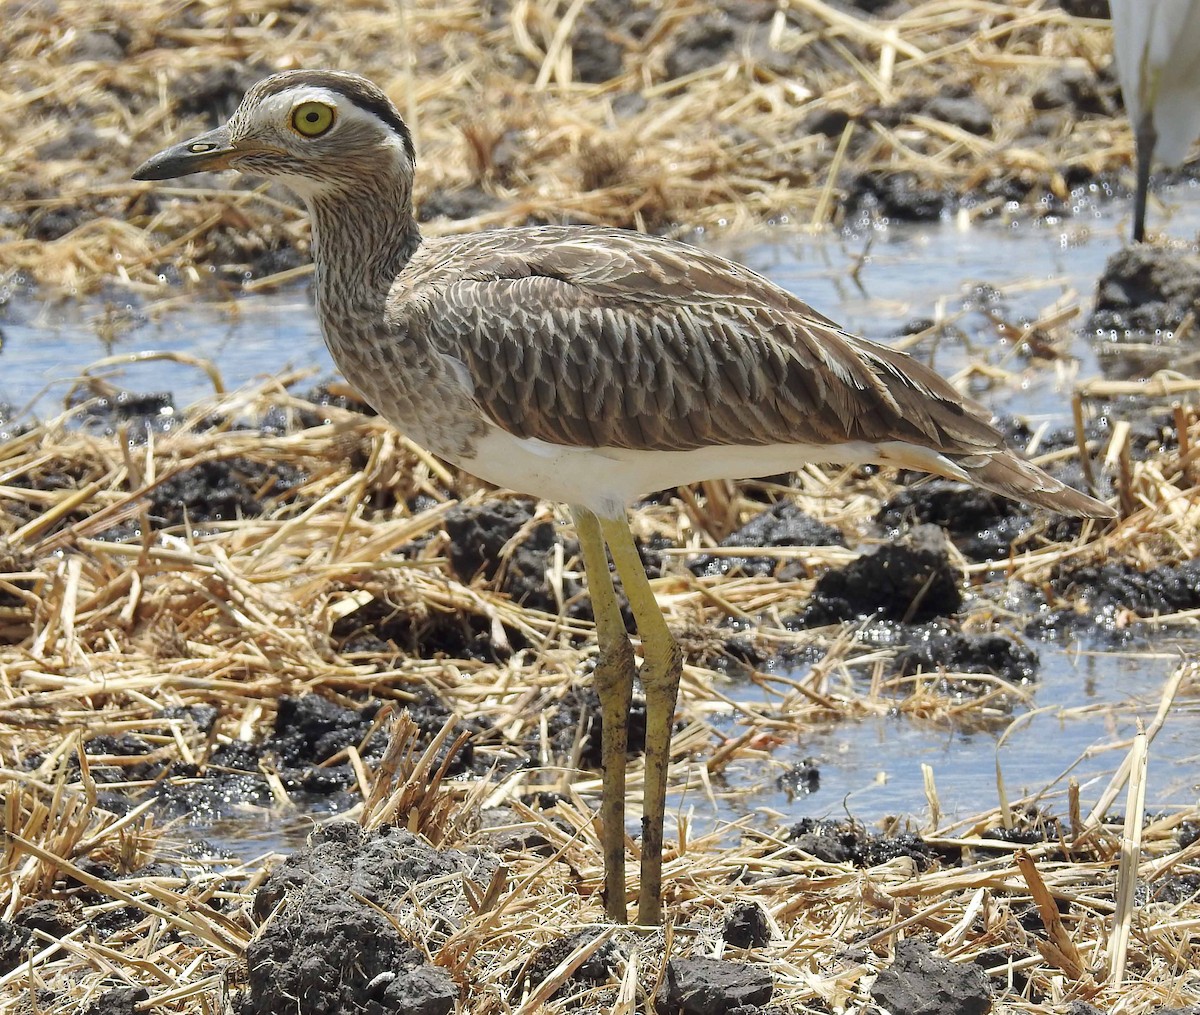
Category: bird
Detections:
[
  {"x1": 133, "y1": 69, "x2": 1115, "y2": 926},
  {"x1": 1110, "y1": 0, "x2": 1200, "y2": 241}
]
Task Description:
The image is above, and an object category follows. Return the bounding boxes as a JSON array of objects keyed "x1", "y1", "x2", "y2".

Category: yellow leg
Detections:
[
  {"x1": 572, "y1": 506, "x2": 634, "y2": 923},
  {"x1": 599, "y1": 515, "x2": 682, "y2": 927}
]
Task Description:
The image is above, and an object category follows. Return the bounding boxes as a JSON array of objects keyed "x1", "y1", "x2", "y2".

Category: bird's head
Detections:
[{"x1": 133, "y1": 70, "x2": 415, "y2": 198}]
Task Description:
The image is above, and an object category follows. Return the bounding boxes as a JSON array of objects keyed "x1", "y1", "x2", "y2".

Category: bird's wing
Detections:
[{"x1": 389, "y1": 227, "x2": 1004, "y2": 455}]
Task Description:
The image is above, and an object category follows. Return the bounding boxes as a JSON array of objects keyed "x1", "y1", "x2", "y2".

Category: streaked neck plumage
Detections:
[{"x1": 304, "y1": 161, "x2": 423, "y2": 315}]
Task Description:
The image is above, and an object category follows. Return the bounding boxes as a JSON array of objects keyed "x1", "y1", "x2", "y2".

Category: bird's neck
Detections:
[{"x1": 306, "y1": 178, "x2": 422, "y2": 311}]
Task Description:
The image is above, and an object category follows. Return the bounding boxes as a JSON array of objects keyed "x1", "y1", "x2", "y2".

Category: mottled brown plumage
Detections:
[{"x1": 134, "y1": 70, "x2": 1114, "y2": 927}]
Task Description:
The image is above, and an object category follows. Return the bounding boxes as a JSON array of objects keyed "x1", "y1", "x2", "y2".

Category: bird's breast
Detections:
[{"x1": 316, "y1": 303, "x2": 486, "y2": 465}]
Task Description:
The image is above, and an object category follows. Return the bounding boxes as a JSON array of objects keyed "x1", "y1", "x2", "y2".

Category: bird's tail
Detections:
[{"x1": 949, "y1": 448, "x2": 1115, "y2": 518}]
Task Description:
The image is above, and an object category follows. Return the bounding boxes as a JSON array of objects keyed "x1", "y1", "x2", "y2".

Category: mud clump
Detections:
[
  {"x1": 442, "y1": 497, "x2": 666, "y2": 626},
  {"x1": 870, "y1": 938, "x2": 991, "y2": 1015},
  {"x1": 1031, "y1": 559, "x2": 1200, "y2": 641},
  {"x1": 849, "y1": 171, "x2": 948, "y2": 221},
  {"x1": 0, "y1": 919, "x2": 32, "y2": 975},
  {"x1": 893, "y1": 625, "x2": 1039, "y2": 686},
  {"x1": 152, "y1": 740, "x2": 275, "y2": 819},
  {"x1": 332, "y1": 585, "x2": 505, "y2": 662},
  {"x1": 656, "y1": 956, "x2": 773, "y2": 1014},
  {"x1": 689, "y1": 501, "x2": 845, "y2": 579},
  {"x1": 70, "y1": 389, "x2": 178, "y2": 438},
  {"x1": 78, "y1": 694, "x2": 468, "y2": 822},
  {"x1": 723, "y1": 902, "x2": 771, "y2": 949},
  {"x1": 145, "y1": 457, "x2": 306, "y2": 529},
  {"x1": 241, "y1": 902, "x2": 454, "y2": 1015},
  {"x1": 548, "y1": 685, "x2": 647, "y2": 769},
  {"x1": 775, "y1": 758, "x2": 820, "y2": 800},
  {"x1": 1088, "y1": 245, "x2": 1200, "y2": 337},
  {"x1": 799, "y1": 542, "x2": 961, "y2": 626},
  {"x1": 1145, "y1": 871, "x2": 1200, "y2": 906},
  {"x1": 521, "y1": 928, "x2": 619, "y2": 999},
  {"x1": 84, "y1": 987, "x2": 151, "y2": 1015},
  {"x1": 237, "y1": 823, "x2": 488, "y2": 1015},
  {"x1": 444, "y1": 499, "x2": 583, "y2": 615},
  {"x1": 266, "y1": 694, "x2": 402, "y2": 789},
  {"x1": 1058, "y1": 560, "x2": 1200, "y2": 615},
  {"x1": 785, "y1": 817, "x2": 948, "y2": 871},
  {"x1": 876, "y1": 484, "x2": 1033, "y2": 562},
  {"x1": 12, "y1": 900, "x2": 79, "y2": 940}
]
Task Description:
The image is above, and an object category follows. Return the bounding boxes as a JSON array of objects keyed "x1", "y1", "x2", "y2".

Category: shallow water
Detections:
[
  {"x1": 4, "y1": 183, "x2": 1200, "y2": 838},
  {"x1": 717, "y1": 644, "x2": 1197, "y2": 833}
]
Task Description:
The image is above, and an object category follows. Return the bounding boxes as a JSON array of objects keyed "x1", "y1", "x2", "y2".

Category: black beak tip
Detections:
[{"x1": 132, "y1": 154, "x2": 182, "y2": 182}]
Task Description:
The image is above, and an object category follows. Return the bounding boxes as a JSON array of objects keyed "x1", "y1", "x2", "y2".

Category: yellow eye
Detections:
[{"x1": 291, "y1": 101, "x2": 335, "y2": 137}]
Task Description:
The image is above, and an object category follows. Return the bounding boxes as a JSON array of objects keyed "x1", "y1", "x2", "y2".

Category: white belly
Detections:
[{"x1": 458, "y1": 426, "x2": 898, "y2": 519}]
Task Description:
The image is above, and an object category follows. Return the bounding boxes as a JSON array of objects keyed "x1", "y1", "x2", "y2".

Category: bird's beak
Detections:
[{"x1": 132, "y1": 125, "x2": 241, "y2": 181}]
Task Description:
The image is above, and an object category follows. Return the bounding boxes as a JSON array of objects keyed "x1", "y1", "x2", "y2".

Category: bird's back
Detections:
[{"x1": 387, "y1": 225, "x2": 1000, "y2": 455}]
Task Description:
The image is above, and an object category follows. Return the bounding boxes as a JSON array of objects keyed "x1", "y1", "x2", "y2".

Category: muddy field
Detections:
[{"x1": 2, "y1": 1, "x2": 1200, "y2": 1014}]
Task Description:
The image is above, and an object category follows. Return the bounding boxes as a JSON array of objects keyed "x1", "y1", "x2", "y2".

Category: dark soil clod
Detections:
[
  {"x1": 147, "y1": 456, "x2": 306, "y2": 528},
  {"x1": 331, "y1": 584, "x2": 506, "y2": 662},
  {"x1": 876, "y1": 483, "x2": 1032, "y2": 562},
  {"x1": 70, "y1": 389, "x2": 177, "y2": 438},
  {"x1": 548, "y1": 685, "x2": 647, "y2": 768},
  {"x1": 0, "y1": 919, "x2": 32, "y2": 975},
  {"x1": 786, "y1": 818, "x2": 947, "y2": 870},
  {"x1": 12, "y1": 900, "x2": 78, "y2": 940},
  {"x1": 84, "y1": 987, "x2": 151, "y2": 1015},
  {"x1": 893, "y1": 625, "x2": 1039, "y2": 685},
  {"x1": 444, "y1": 499, "x2": 583, "y2": 615},
  {"x1": 655, "y1": 955, "x2": 773, "y2": 1015},
  {"x1": 799, "y1": 542, "x2": 961, "y2": 626},
  {"x1": 775, "y1": 758, "x2": 820, "y2": 800},
  {"x1": 869, "y1": 938, "x2": 992, "y2": 1015},
  {"x1": 849, "y1": 171, "x2": 948, "y2": 221},
  {"x1": 723, "y1": 902, "x2": 771, "y2": 949},
  {"x1": 1088, "y1": 245, "x2": 1200, "y2": 338},
  {"x1": 239, "y1": 824, "x2": 489, "y2": 1015},
  {"x1": 690, "y1": 501, "x2": 844, "y2": 579},
  {"x1": 1031, "y1": 559, "x2": 1200, "y2": 641},
  {"x1": 270, "y1": 694, "x2": 384, "y2": 770},
  {"x1": 521, "y1": 928, "x2": 619, "y2": 998}
]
